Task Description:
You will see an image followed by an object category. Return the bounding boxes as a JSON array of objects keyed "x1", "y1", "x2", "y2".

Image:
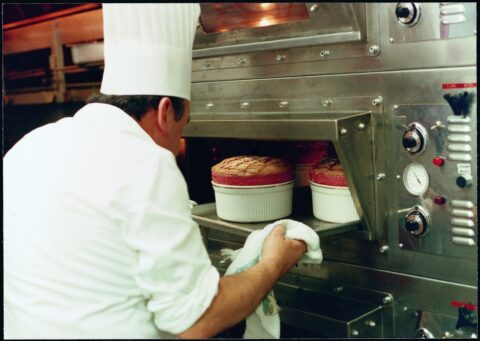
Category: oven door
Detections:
[{"x1": 193, "y1": 3, "x2": 366, "y2": 58}]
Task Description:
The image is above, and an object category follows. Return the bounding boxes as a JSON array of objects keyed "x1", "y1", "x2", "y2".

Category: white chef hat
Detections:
[{"x1": 100, "y1": 4, "x2": 200, "y2": 101}]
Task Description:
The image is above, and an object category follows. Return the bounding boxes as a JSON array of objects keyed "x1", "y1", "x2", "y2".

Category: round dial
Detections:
[
  {"x1": 402, "y1": 122, "x2": 428, "y2": 154},
  {"x1": 405, "y1": 206, "x2": 430, "y2": 237},
  {"x1": 395, "y1": 3, "x2": 421, "y2": 26},
  {"x1": 403, "y1": 163, "x2": 429, "y2": 196}
]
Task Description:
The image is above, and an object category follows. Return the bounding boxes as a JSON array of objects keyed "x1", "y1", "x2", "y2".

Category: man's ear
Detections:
[{"x1": 156, "y1": 97, "x2": 173, "y2": 134}]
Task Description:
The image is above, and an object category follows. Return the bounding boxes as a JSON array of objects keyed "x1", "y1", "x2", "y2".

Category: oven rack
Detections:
[{"x1": 192, "y1": 202, "x2": 359, "y2": 238}]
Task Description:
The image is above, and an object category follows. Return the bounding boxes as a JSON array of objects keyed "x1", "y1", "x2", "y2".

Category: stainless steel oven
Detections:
[{"x1": 183, "y1": 3, "x2": 478, "y2": 338}]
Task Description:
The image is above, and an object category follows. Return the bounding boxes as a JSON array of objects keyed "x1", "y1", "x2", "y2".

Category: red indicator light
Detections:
[
  {"x1": 434, "y1": 196, "x2": 446, "y2": 205},
  {"x1": 433, "y1": 157, "x2": 445, "y2": 167},
  {"x1": 451, "y1": 301, "x2": 477, "y2": 311}
]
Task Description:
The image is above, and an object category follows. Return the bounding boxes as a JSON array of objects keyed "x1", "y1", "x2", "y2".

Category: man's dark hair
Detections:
[{"x1": 87, "y1": 93, "x2": 185, "y2": 121}]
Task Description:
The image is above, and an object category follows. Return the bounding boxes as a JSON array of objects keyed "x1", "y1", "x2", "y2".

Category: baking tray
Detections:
[{"x1": 192, "y1": 202, "x2": 359, "y2": 238}]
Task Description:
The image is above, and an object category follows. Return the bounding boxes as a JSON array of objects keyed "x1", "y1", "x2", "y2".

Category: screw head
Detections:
[
  {"x1": 351, "y1": 329, "x2": 359, "y2": 336},
  {"x1": 369, "y1": 45, "x2": 380, "y2": 55},
  {"x1": 339, "y1": 128, "x2": 348, "y2": 135},
  {"x1": 203, "y1": 61, "x2": 211, "y2": 68},
  {"x1": 365, "y1": 320, "x2": 376, "y2": 327},
  {"x1": 205, "y1": 103, "x2": 214, "y2": 110},
  {"x1": 240, "y1": 102, "x2": 250, "y2": 109},
  {"x1": 389, "y1": 37, "x2": 395, "y2": 43},
  {"x1": 237, "y1": 57, "x2": 246, "y2": 65},
  {"x1": 279, "y1": 101, "x2": 289, "y2": 109},
  {"x1": 319, "y1": 50, "x2": 330, "y2": 57},
  {"x1": 310, "y1": 4, "x2": 319, "y2": 12},
  {"x1": 380, "y1": 245, "x2": 389, "y2": 253},
  {"x1": 383, "y1": 295, "x2": 393, "y2": 304},
  {"x1": 276, "y1": 54, "x2": 286, "y2": 62},
  {"x1": 372, "y1": 97, "x2": 383, "y2": 106},
  {"x1": 357, "y1": 122, "x2": 366, "y2": 130},
  {"x1": 396, "y1": 174, "x2": 401, "y2": 179},
  {"x1": 393, "y1": 104, "x2": 399, "y2": 110},
  {"x1": 334, "y1": 286, "x2": 344, "y2": 292},
  {"x1": 376, "y1": 173, "x2": 386, "y2": 181},
  {"x1": 322, "y1": 99, "x2": 332, "y2": 107},
  {"x1": 399, "y1": 243, "x2": 404, "y2": 248}
]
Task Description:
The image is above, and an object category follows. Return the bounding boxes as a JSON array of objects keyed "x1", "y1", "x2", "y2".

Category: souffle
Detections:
[
  {"x1": 212, "y1": 156, "x2": 294, "y2": 186},
  {"x1": 294, "y1": 141, "x2": 331, "y2": 164},
  {"x1": 309, "y1": 159, "x2": 348, "y2": 187}
]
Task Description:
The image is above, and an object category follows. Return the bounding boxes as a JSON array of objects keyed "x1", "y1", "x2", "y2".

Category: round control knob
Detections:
[
  {"x1": 456, "y1": 175, "x2": 472, "y2": 188},
  {"x1": 405, "y1": 219, "x2": 420, "y2": 232},
  {"x1": 395, "y1": 3, "x2": 421, "y2": 26},
  {"x1": 402, "y1": 123, "x2": 428, "y2": 154},
  {"x1": 402, "y1": 135, "x2": 418, "y2": 149},
  {"x1": 395, "y1": 6, "x2": 411, "y2": 18},
  {"x1": 405, "y1": 206, "x2": 430, "y2": 236}
]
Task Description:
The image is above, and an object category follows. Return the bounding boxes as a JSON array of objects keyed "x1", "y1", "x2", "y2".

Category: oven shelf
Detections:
[{"x1": 192, "y1": 202, "x2": 359, "y2": 238}]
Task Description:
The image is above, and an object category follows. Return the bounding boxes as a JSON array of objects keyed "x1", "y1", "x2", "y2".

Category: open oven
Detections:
[{"x1": 183, "y1": 111, "x2": 378, "y2": 239}]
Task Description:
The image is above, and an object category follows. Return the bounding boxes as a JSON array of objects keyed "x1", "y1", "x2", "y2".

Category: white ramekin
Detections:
[
  {"x1": 310, "y1": 182, "x2": 359, "y2": 223},
  {"x1": 212, "y1": 181, "x2": 294, "y2": 223},
  {"x1": 294, "y1": 163, "x2": 315, "y2": 187}
]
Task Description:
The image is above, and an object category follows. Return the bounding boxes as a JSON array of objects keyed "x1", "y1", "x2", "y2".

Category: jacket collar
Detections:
[{"x1": 75, "y1": 103, "x2": 156, "y2": 145}]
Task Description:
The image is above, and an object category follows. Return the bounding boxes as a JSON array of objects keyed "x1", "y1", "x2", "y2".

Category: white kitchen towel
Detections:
[{"x1": 221, "y1": 219, "x2": 323, "y2": 339}]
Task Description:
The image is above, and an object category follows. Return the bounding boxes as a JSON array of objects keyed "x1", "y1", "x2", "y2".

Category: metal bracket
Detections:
[{"x1": 334, "y1": 113, "x2": 376, "y2": 239}]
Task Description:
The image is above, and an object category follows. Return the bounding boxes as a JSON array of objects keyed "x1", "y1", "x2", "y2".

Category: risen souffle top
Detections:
[
  {"x1": 309, "y1": 159, "x2": 348, "y2": 187},
  {"x1": 212, "y1": 155, "x2": 294, "y2": 186}
]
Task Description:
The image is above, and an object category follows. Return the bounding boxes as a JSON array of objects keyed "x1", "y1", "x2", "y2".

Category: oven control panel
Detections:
[
  {"x1": 388, "y1": 2, "x2": 477, "y2": 43},
  {"x1": 394, "y1": 92, "x2": 477, "y2": 260}
]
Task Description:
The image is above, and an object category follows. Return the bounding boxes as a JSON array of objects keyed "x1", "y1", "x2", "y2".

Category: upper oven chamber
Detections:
[{"x1": 193, "y1": 3, "x2": 366, "y2": 58}]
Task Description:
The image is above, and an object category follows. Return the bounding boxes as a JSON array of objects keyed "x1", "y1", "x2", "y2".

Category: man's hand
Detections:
[
  {"x1": 260, "y1": 224, "x2": 307, "y2": 279},
  {"x1": 178, "y1": 224, "x2": 308, "y2": 339}
]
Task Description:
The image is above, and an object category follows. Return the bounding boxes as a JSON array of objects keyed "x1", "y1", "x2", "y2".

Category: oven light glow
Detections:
[
  {"x1": 199, "y1": 3, "x2": 309, "y2": 33},
  {"x1": 259, "y1": 17, "x2": 272, "y2": 27}
]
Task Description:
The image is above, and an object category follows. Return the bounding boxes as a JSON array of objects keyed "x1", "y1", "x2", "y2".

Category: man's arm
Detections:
[{"x1": 177, "y1": 225, "x2": 306, "y2": 339}]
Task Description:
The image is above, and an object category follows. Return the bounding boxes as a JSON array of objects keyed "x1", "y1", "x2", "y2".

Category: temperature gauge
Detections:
[{"x1": 403, "y1": 163, "x2": 429, "y2": 196}]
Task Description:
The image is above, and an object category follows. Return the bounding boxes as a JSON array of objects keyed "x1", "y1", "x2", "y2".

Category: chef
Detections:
[{"x1": 3, "y1": 3, "x2": 307, "y2": 339}]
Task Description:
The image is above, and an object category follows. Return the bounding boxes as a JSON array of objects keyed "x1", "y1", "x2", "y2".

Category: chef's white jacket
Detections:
[{"x1": 3, "y1": 103, "x2": 220, "y2": 339}]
